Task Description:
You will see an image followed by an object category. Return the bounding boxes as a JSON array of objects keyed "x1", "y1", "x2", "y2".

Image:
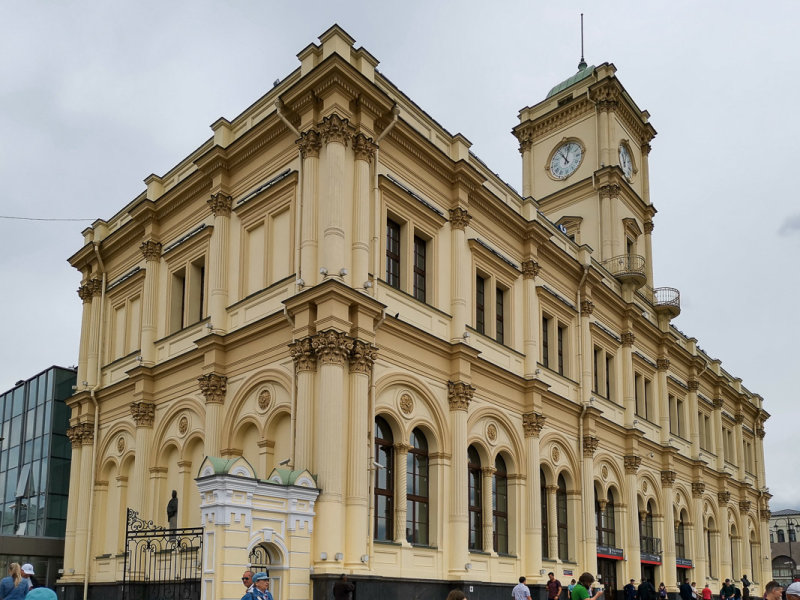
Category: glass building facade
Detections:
[{"x1": 0, "y1": 365, "x2": 75, "y2": 586}]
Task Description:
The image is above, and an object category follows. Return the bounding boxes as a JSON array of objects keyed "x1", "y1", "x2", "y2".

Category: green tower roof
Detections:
[{"x1": 546, "y1": 63, "x2": 595, "y2": 99}]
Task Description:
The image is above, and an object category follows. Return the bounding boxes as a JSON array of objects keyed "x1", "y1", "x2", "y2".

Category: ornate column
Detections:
[
  {"x1": 523, "y1": 412, "x2": 546, "y2": 574},
  {"x1": 448, "y1": 381, "x2": 474, "y2": 575},
  {"x1": 734, "y1": 413, "x2": 745, "y2": 480},
  {"x1": 755, "y1": 422, "x2": 767, "y2": 487},
  {"x1": 546, "y1": 485, "x2": 559, "y2": 560},
  {"x1": 688, "y1": 379, "x2": 701, "y2": 459},
  {"x1": 692, "y1": 482, "x2": 707, "y2": 583},
  {"x1": 661, "y1": 470, "x2": 677, "y2": 584},
  {"x1": 522, "y1": 260, "x2": 541, "y2": 375},
  {"x1": 289, "y1": 337, "x2": 316, "y2": 470},
  {"x1": 449, "y1": 208, "x2": 471, "y2": 342},
  {"x1": 718, "y1": 491, "x2": 732, "y2": 577},
  {"x1": 712, "y1": 398, "x2": 725, "y2": 470},
  {"x1": 63, "y1": 426, "x2": 84, "y2": 576},
  {"x1": 297, "y1": 129, "x2": 321, "y2": 285},
  {"x1": 311, "y1": 330, "x2": 352, "y2": 564},
  {"x1": 598, "y1": 185, "x2": 619, "y2": 261},
  {"x1": 657, "y1": 358, "x2": 671, "y2": 444},
  {"x1": 352, "y1": 134, "x2": 377, "y2": 289},
  {"x1": 624, "y1": 455, "x2": 642, "y2": 581},
  {"x1": 318, "y1": 114, "x2": 355, "y2": 275},
  {"x1": 643, "y1": 217, "x2": 655, "y2": 291},
  {"x1": 129, "y1": 401, "x2": 155, "y2": 516},
  {"x1": 582, "y1": 436, "x2": 599, "y2": 565},
  {"x1": 73, "y1": 422, "x2": 95, "y2": 576},
  {"x1": 346, "y1": 340, "x2": 378, "y2": 566},
  {"x1": 76, "y1": 284, "x2": 93, "y2": 384},
  {"x1": 198, "y1": 373, "x2": 227, "y2": 457},
  {"x1": 393, "y1": 442, "x2": 410, "y2": 546},
  {"x1": 86, "y1": 278, "x2": 103, "y2": 386},
  {"x1": 518, "y1": 132, "x2": 534, "y2": 198},
  {"x1": 178, "y1": 460, "x2": 193, "y2": 528},
  {"x1": 207, "y1": 193, "x2": 232, "y2": 332},
  {"x1": 139, "y1": 240, "x2": 162, "y2": 364},
  {"x1": 482, "y1": 466, "x2": 497, "y2": 553},
  {"x1": 581, "y1": 300, "x2": 595, "y2": 403},
  {"x1": 622, "y1": 331, "x2": 636, "y2": 426}
]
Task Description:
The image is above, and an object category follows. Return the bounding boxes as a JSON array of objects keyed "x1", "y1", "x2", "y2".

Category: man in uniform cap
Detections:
[{"x1": 241, "y1": 572, "x2": 273, "y2": 600}]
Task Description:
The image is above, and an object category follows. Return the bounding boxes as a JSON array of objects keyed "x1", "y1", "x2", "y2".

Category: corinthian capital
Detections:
[
  {"x1": 599, "y1": 184, "x2": 621, "y2": 200},
  {"x1": 319, "y1": 114, "x2": 355, "y2": 146},
  {"x1": 621, "y1": 331, "x2": 635, "y2": 346},
  {"x1": 448, "y1": 381, "x2": 475, "y2": 411},
  {"x1": 624, "y1": 455, "x2": 642, "y2": 473},
  {"x1": 644, "y1": 220, "x2": 655, "y2": 234},
  {"x1": 661, "y1": 470, "x2": 677, "y2": 486},
  {"x1": 78, "y1": 422, "x2": 95, "y2": 445},
  {"x1": 656, "y1": 358, "x2": 670, "y2": 371},
  {"x1": 449, "y1": 207, "x2": 472, "y2": 231},
  {"x1": 311, "y1": 330, "x2": 353, "y2": 365},
  {"x1": 692, "y1": 482, "x2": 705, "y2": 497},
  {"x1": 139, "y1": 240, "x2": 163, "y2": 261},
  {"x1": 89, "y1": 278, "x2": 104, "y2": 297},
  {"x1": 208, "y1": 193, "x2": 233, "y2": 217},
  {"x1": 297, "y1": 128, "x2": 321, "y2": 159},
  {"x1": 521, "y1": 260, "x2": 541, "y2": 280},
  {"x1": 517, "y1": 131, "x2": 533, "y2": 155},
  {"x1": 289, "y1": 337, "x2": 317, "y2": 372},
  {"x1": 77, "y1": 283, "x2": 93, "y2": 303},
  {"x1": 522, "y1": 412, "x2": 546, "y2": 437},
  {"x1": 350, "y1": 340, "x2": 378, "y2": 374},
  {"x1": 198, "y1": 373, "x2": 227, "y2": 404},
  {"x1": 67, "y1": 426, "x2": 83, "y2": 448},
  {"x1": 352, "y1": 133, "x2": 377, "y2": 162},
  {"x1": 130, "y1": 401, "x2": 156, "y2": 427},
  {"x1": 583, "y1": 435, "x2": 599, "y2": 457}
]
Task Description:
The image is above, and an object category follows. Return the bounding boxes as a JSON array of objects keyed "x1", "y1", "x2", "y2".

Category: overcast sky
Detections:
[{"x1": 1, "y1": 1, "x2": 798, "y2": 509}]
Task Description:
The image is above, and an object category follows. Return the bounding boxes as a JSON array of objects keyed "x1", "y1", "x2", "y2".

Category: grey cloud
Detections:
[{"x1": 779, "y1": 214, "x2": 800, "y2": 236}]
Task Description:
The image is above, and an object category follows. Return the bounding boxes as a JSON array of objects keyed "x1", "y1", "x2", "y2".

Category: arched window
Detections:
[
  {"x1": 407, "y1": 428, "x2": 429, "y2": 545},
  {"x1": 374, "y1": 416, "x2": 394, "y2": 541},
  {"x1": 541, "y1": 469, "x2": 549, "y2": 558},
  {"x1": 468, "y1": 445, "x2": 482, "y2": 550},
  {"x1": 675, "y1": 514, "x2": 687, "y2": 560},
  {"x1": 595, "y1": 489, "x2": 615, "y2": 547},
  {"x1": 706, "y1": 518, "x2": 716, "y2": 578},
  {"x1": 778, "y1": 529, "x2": 786, "y2": 543},
  {"x1": 493, "y1": 455, "x2": 508, "y2": 554},
  {"x1": 556, "y1": 474, "x2": 569, "y2": 559},
  {"x1": 640, "y1": 500, "x2": 657, "y2": 555}
]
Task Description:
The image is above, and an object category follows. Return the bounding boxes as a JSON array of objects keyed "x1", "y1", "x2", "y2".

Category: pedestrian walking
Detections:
[
  {"x1": 0, "y1": 563, "x2": 29, "y2": 600},
  {"x1": 513, "y1": 576, "x2": 532, "y2": 600}
]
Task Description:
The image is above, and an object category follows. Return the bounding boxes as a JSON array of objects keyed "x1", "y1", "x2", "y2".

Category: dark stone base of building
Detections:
[
  {"x1": 56, "y1": 582, "x2": 121, "y2": 600},
  {"x1": 312, "y1": 573, "x2": 553, "y2": 600}
]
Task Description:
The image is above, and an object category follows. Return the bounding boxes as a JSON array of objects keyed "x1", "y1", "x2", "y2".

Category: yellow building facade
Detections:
[{"x1": 60, "y1": 26, "x2": 772, "y2": 600}]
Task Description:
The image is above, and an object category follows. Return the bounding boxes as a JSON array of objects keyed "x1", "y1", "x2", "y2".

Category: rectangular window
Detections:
[
  {"x1": 495, "y1": 287, "x2": 504, "y2": 345},
  {"x1": 386, "y1": 219, "x2": 401, "y2": 289},
  {"x1": 541, "y1": 316, "x2": 550, "y2": 369},
  {"x1": 676, "y1": 397, "x2": 685, "y2": 437},
  {"x1": 557, "y1": 324, "x2": 566, "y2": 375},
  {"x1": 593, "y1": 347, "x2": 602, "y2": 393},
  {"x1": 475, "y1": 276, "x2": 486, "y2": 335},
  {"x1": 698, "y1": 412, "x2": 706, "y2": 450},
  {"x1": 413, "y1": 235, "x2": 426, "y2": 302},
  {"x1": 605, "y1": 354, "x2": 613, "y2": 400},
  {"x1": 169, "y1": 267, "x2": 187, "y2": 334},
  {"x1": 169, "y1": 257, "x2": 206, "y2": 334},
  {"x1": 635, "y1": 373, "x2": 652, "y2": 420}
]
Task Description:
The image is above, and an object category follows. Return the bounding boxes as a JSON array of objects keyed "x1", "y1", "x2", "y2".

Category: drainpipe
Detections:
[
  {"x1": 275, "y1": 99, "x2": 304, "y2": 289},
  {"x1": 576, "y1": 264, "x2": 590, "y2": 554},
  {"x1": 370, "y1": 105, "x2": 400, "y2": 297},
  {"x1": 84, "y1": 242, "x2": 106, "y2": 600}
]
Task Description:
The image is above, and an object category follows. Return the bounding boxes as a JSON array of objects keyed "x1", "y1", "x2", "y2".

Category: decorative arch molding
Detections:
[
  {"x1": 152, "y1": 397, "x2": 206, "y2": 456},
  {"x1": 637, "y1": 470, "x2": 664, "y2": 511},
  {"x1": 374, "y1": 372, "x2": 448, "y2": 451},
  {"x1": 466, "y1": 438, "x2": 492, "y2": 465},
  {"x1": 467, "y1": 405, "x2": 525, "y2": 474},
  {"x1": 539, "y1": 431, "x2": 579, "y2": 483},
  {"x1": 221, "y1": 367, "x2": 292, "y2": 442},
  {"x1": 593, "y1": 452, "x2": 625, "y2": 494},
  {"x1": 540, "y1": 462, "x2": 557, "y2": 487},
  {"x1": 95, "y1": 421, "x2": 136, "y2": 477},
  {"x1": 247, "y1": 535, "x2": 289, "y2": 571},
  {"x1": 702, "y1": 497, "x2": 720, "y2": 524},
  {"x1": 262, "y1": 405, "x2": 292, "y2": 441}
]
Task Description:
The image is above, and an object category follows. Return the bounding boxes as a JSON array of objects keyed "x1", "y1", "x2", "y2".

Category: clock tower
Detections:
[{"x1": 513, "y1": 61, "x2": 658, "y2": 292}]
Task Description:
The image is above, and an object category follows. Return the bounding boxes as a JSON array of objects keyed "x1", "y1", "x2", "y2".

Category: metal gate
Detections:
[{"x1": 122, "y1": 508, "x2": 204, "y2": 600}]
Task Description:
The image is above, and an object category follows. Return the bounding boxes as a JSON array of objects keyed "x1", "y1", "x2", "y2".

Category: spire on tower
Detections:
[{"x1": 578, "y1": 13, "x2": 587, "y2": 71}]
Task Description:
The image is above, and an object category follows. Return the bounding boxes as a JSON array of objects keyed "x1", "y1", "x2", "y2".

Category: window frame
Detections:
[
  {"x1": 492, "y1": 455, "x2": 508, "y2": 554},
  {"x1": 406, "y1": 428, "x2": 429, "y2": 545},
  {"x1": 468, "y1": 239, "x2": 518, "y2": 347},
  {"x1": 373, "y1": 416, "x2": 394, "y2": 542},
  {"x1": 467, "y1": 445, "x2": 483, "y2": 551}
]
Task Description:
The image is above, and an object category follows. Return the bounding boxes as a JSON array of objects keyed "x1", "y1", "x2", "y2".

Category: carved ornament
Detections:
[
  {"x1": 624, "y1": 455, "x2": 642, "y2": 474},
  {"x1": 522, "y1": 412, "x2": 546, "y2": 437},
  {"x1": 352, "y1": 133, "x2": 377, "y2": 162},
  {"x1": 481, "y1": 466, "x2": 497, "y2": 477},
  {"x1": 208, "y1": 193, "x2": 233, "y2": 217},
  {"x1": 712, "y1": 398, "x2": 724, "y2": 410},
  {"x1": 661, "y1": 470, "x2": 676, "y2": 486},
  {"x1": 289, "y1": 337, "x2": 317, "y2": 372},
  {"x1": 139, "y1": 240, "x2": 163, "y2": 261},
  {"x1": 178, "y1": 415, "x2": 189, "y2": 436},
  {"x1": 130, "y1": 401, "x2": 156, "y2": 427},
  {"x1": 599, "y1": 184, "x2": 621, "y2": 200},
  {"x1": 77, "y1": 283, "x2": 93, "y2": 303},
  {"x1": 78, "y1": 422, "x2": 94, "y2": 445},
  {"x1": 487, "y1": 423, "x2": 498, "y2": 443},
  {"x1": 739, "y1": 500, "x2": 752, "y2": 513},
  {"x1": 657, "y1": 358, "x2": 670, "y2": 371},
  {"x1": 521, "y1": 259, "x2": 541, "y2": 280},
  {"x1": 399, "y1": 393, "x2": 414, "y2": 416},
  {"x1": 687, "y1": 379, "x2": 700, "y2": 392},
  {"x1": 312, "y1": 330, "x2": 354, "y2": 365},
  {"x1": 551, "y1": 445, "x2": 560, "y2": 463},
  {"x1": 394, "y1": 442, "x2": 410, "y2": 454},
  {"x1": 297, "y1": 128, "x2": 321, "y2": 159},
  {"x1": 517, "y1": 132, "x2": 533, "y2": 155},
  {"x1": 447, "y1": 380, "x2": 475, "y2": 411},
  {"x1": 762, "y1": 509, "x2": 772, "y2": 522},
  {"x1": 581, "y1": 300, "x2": 594, "y2": 315},
  {"x1": 448, "y1": 207, "x2": 472, "y2": 231},
  {"x1": 756, "y1": 427, "x2": 765, "y2": 439},
  {"x1": 349, "y1": 339, "x2": 378, "y2": 374},
  {"x1": 718, "y1": 490, "x2": 731, "y2": 504},
  {"x1": 89, "y1": 278, "x2": 103, "y2": 297},
  {"x1": 258, "y1": 389, "x2": 271, "y2": 411},
  {"x1": 319, "y1": 114, "x2": 355, "y2": 146},
  {"x1": 67, "y1": 426, "x2": 83, "y2": 448},
  {"x1": 198, "y1": 373, "x2": 227, "y2": 404},
  {"x1": 644, "y1": 220, "x2": 654, "y2": 234},
  {"x1": 583, "y1": 435, "x2": 599, "y2": 457},
  {"x1": 734, "y1": 413, "x2": 745, "y2": 425},
  {"x1": 692, "y1": 482, "x2": 705, "y2": 497},
  {"x1": 117, "y1": 436, "x2": 125, "y2": 454},
  {"x1": 621, "y1": 331, "x2": 635, "y2": 346},
  {"x1": 641, "y1": 143, "x2": 652, "y2": 156},
  {"x1": 601, "y1": 464, "x2": 609, "y2": 480}
]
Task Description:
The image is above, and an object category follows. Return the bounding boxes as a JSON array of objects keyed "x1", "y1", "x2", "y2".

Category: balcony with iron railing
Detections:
[
  {"x1": 602, "y1": 254, "x2": 647, "y2": 288},
  {"x1": 653, "y1": 286, "x2": 681, "y2": 318},
  {"x1": 640, "y1": 535, "x2": 662, "y2": 556}
]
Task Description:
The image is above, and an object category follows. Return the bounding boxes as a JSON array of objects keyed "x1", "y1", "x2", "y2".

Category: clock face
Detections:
[
  {"x1": 619, "y1": 144, "x2": 633, "y2": 179},
  {"x1": 549, "y1": 141, "x2": 583, "y2": 179}
]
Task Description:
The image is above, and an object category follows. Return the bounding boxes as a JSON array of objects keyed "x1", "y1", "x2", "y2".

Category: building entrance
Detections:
[
  {"x1": 641, "y1": 564, "x2": 656, "y2": 586},
  {"x1": 598, "y1": 558, "x2": 618, "y2": 600}
]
